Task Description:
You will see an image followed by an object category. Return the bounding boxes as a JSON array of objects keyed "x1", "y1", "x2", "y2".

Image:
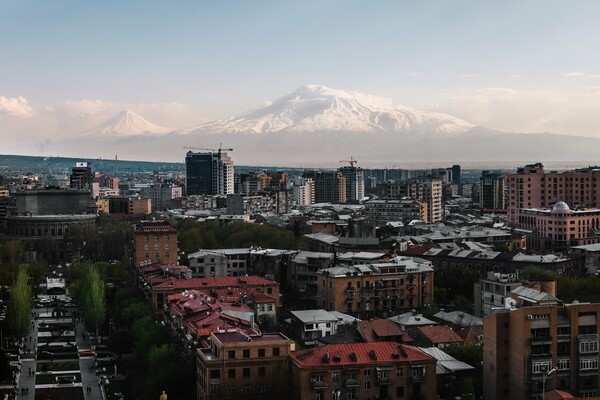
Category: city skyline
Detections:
[{"x1": 2, "y1": 1, "x2": 600, "y2": 162}]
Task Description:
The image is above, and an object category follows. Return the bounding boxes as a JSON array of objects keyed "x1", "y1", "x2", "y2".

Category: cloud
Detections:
[
  {"x1": 0, "y1": 96, "x2": 35, "y2": 118},
  {"x1": 460, "y1": 74, "x2": 481, "y2": 78},
  {"x1": 564, "y1": 72, "x2": 584, "y2": 77},
  {"x1": 508, "y1": 74, "x2": 523, "y2": 79},
  {"x1": 430, "y1": 86, "x2": 600, "y2": 137}
]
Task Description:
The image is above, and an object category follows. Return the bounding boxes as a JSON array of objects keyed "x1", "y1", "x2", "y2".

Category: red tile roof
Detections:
[
  {"x1": 457, "y1": 326, "x2": 483, "y2": 343},
  {"x1": 291, "y1": 342, "x2": 433, "y2": 368},
  {"x1": 417, "y1": 325, "x2": 464, "y2": 345},
  {"x1": 153, "y1": 276, "x2": 278, "y2": 290}
]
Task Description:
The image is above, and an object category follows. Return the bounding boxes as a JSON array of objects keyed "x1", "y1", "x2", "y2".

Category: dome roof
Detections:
[{"x1": 552, "y1": 201, "x2": 570, "y2": 212}]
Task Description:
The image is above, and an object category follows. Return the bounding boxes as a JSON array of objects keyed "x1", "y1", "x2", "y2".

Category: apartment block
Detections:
[
  {"x1": 133, "y1": 220, "x2": 178, "y2": 267},
  {"x1": 290, "y1": 342, "x2": 437, "y2": 400},
  {"x1": 316, "y1": 256, "x2": 434, "y2": 318},
  {"x1": 197, "y1": 331, "x2": 293, "y2": 400},
  {"x1": 484, "y1": 302, "x2": 600, "y2": 399}
]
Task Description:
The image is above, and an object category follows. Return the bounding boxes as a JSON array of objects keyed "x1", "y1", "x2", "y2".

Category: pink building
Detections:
[
  {"x1": 507, "y1": 163, "x2": 600, "y2": 225},
  {"x1": 519, "y1": 202, "x2": 600, "y2": 250}
]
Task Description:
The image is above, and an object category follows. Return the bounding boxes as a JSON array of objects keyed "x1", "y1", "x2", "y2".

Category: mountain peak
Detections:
[
  {"x1": 83, "y1": 109, "x2": 173, "y2": 137},
  {"x1": 185, "y1": 85, "x2": 474, "y2": 135}
]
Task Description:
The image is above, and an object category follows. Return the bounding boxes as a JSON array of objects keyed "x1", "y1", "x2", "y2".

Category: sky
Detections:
[{"x1": 2, "y1": 0, "x2": 600, "y2": 157}]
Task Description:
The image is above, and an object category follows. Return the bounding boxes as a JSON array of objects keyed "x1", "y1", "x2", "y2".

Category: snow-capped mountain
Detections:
[
  {"x1": 83, "y1": 109, "x2": 173, "y2": 137},
  {"x1": 181, "y1": 84, "x2": 474, "y2": 135}
]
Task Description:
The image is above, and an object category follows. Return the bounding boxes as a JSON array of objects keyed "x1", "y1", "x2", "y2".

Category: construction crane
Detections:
[
  {"x1": 339, "y1": 156, "x2": 358, "y2": 167},
  {"x1": 183, "y1": 143, "x2": 233, "y2": 155}
]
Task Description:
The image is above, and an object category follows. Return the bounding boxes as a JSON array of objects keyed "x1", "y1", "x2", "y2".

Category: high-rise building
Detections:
[
  {"x1": 304, "y1": 171, "x2": 346, "y2": 204},
  {"x1": 293, "y1": 178, "x2": 315, "y2": 206},
  {"x1": 339, "y1": 166, "x2": 364, "y2": 203},
  {"x1": 185, "y1": 151, "x2": 234, "y2": 196},
  {"x1": 70, "y1": 162, "x2": 93, "y2": 190},
  {"x1": 452, "y1": 164, "x2": 461, "y2": 184},
  {"x1": 479, "y1": 170, "x2": 505, "y2": 209},
  {"x1": 506, "y1": 163, "x2": 600, "y2": 225}
]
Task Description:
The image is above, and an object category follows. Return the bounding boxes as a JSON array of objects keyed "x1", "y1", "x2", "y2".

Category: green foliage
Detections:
[
  {"x1": 131, "y1": 316, "x2": 168, "y2": 362},
  {"x1": 447, "y1": 342, "x2": 483, "y2": 400},
  {"x1": 79, "y1": 263, "x2": 106, "y2": 336},
  {"x1": 146, "y1": 344, "x2": 192, "y2": 399},
  {"x1": 461, "y1": 377, "x2": 476, "y2": 400},
  {"x1": 177, "y1": 219, "x2": 299, "y2": 253},
  {"x1": 520, "y1": 266, "x2": 600, "y2": 303},
  {"x1": 65, "y1": 220, "x2": 132, "y2": 262},
  {"x1": 434, "y1": 265, "x2": 479, "y2": 307},
  {"x1": 519, "y1": 266, "x2": 557, "y2": 281},
  {"x1": 0, "y1": 240, "x2": 25, "y2": 285},
  {"x1": 7, "y1": 269, "x2": 33, "y2": 339}
]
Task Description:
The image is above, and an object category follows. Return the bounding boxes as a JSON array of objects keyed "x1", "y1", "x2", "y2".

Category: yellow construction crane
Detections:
[{"x1": 339, "y1": 156, "x2": 358, "y2": 167}]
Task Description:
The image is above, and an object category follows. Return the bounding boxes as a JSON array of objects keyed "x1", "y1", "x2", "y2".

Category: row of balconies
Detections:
[{"x1": 311, "y1": 376, "x2": 395, "y2": 390}]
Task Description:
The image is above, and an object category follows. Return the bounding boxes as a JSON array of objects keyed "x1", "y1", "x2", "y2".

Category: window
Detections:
[
  {"x1": 258, "y1": 348, "x2": 265, "y2": 357},
  {"x1": 154, "y1": 253, "x2": 159, "y2": 259},
  {"x1": 332, "y1": 372, "x2": 339, "y2": 382},
  {"x1": 556, "y1": 359, "x2": 570, "y2": 371},
  {"x1": 209, "y1": 370, "x2": 221, "y2": 379},
  {"x1": 209, "y1": 384, "x2": 220, "y2": 394},
  {"x1": 154, "y1": 235, "x2": 159, "y2": 241},
  {"x1": 243, "y1": 350, "x2": 250, "y2": 358},
  {"x1": 228, "y1": 350, "x2": 235, "y2": 359},
  {"x1": 532, "y1": 361, "x2": 552, "y2": 374},
  {"x1": 144, "y1": 244, "x2": 149, "y2": 250},
  {"x1": 144, "y1": 235, "x2": 149, "y2": 242},
  {"x1": 243, "y1": 385, "x2": 251, "y2": 393},
  {"x1": 580, "y1": 341, "x2": 599, "y2": 353},
  {"x1": 364, "y1": 381, "x2": 371, "y2": 390},
  {"x1": 396, "y1": 368, "x2": 404, "y2": 377},
  {"x1": 154, "y1": 244, "x2": 159, "y2": 250},
  {"x1": 243, "y1": 368, "x2": 250, "y2": 378},
  {"x1": 364, "y1": 369, "x2": 371, "y2": 376},
  {"x1": 273, "y1": 347, "x2": 280, "y2": 356},
  {"x1": 580, "y1": 357, "x2": 598, "y2": 370},
  {"x1": 165, "y1": 243, "x2": 170, "y2": 250},
  {"x1": 258, "y1": 385, "x2": 265, "y2": 393},
  {"x1": 228, "y1": 369, "x2": 235, "y2": 378},
  {"x1": 258, "y1": 367, "x2": 265, "y2": 377}
]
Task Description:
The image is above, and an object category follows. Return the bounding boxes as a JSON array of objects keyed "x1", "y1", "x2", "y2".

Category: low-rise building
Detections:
[
  {"x1": 197, "y1": 331, "x2": 293, "y2": 400},
  {"x1": 290, "y1": 342, "x2": 437, "y2": 400}
]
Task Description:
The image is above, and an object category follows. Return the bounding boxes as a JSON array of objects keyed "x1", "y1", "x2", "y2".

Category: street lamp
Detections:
[{"x1": 542, "y1": 367, "x2": 556, "y2": 399}]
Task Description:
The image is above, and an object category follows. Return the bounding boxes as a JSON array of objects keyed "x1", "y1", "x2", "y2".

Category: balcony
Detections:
[
  {"x1": 345, "y1": 379, "x2": 359, "y2": 388},
  {"x1": 345, "y1": 288, "x2": 355, "y2": 294},
  {"x1": 377, "y1": 376, "x2": 391, "y2": 385},
  {"x1": 312, "y1": 380, "x2": 328, "y2": 390},
  {"x1": 530, "y1": 336, "x2": 553, "y2": 345}
]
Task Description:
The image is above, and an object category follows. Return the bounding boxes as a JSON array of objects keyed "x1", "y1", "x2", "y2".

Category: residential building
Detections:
[
  {"x1": 479, "y1": 170, "x2": 505, "y2": 209},
  {"x1": 418, "y1": 347, "x2": 474, "y2": 400},
  {"x1": 69, "y1": 162, "x2": 93, "y2": 190},
  {"x1": 518, "y1": 202, "x2": 600, "y2": 250},
  {"x1": 140, "y1": 183, "x2": 182, "y2": 211},
  {"x1": 304, "y1": 171, "x2": 347, "y2": 204},
  {"x1": 197, "y1": 331, "x2": 292, "y2": 400},
  {"x1": 476, "y1": 272, "x2": 523, "y2": 316},
  {"x1": 293, "y1": 178, "x2": 315, "y2": 206},
  {"x1": 507, "y1": 163, "x2": 600, "y2": 225},
  {"x1": 185, "y1": 151, "x2": 234, "y2": 196},
  {"x1": 484, "y1": 301, "x2": 600, "y2": 399},
  {"x1": 339, "y1": 166, "x2": 364, "y2": 204},
  {"x1": 409, "y1": 325, "x2": 464, "y2": 349},
  {"x1": 290, "y1": 342, "x2": 437, "y2": 400},
  {"x1": 451, "y1": 165, "x2": 461, "y2": 184},
  {"x1": 316, "y1": 256, "x2": 434, "y2": 318},
  {"x1": 364, "y1": 198, "x2": 428, "y2": 225},
  {"x1": 288, "y1": 309, "x2": 358, "y2": 347},
  {"x1": 133, "y1": 220, "x2": 178, "y2": 267}
]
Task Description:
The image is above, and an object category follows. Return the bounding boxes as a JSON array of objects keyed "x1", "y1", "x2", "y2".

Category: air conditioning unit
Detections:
[
  {"x1": 310, "y1": 378, "x2": 316, "y2": 383},
  {"x1": 527, "y1": 315, "x2": 534, "y2": 320}
]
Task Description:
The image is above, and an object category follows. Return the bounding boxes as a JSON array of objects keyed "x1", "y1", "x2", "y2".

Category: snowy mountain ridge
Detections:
[{"x1": 180, "y1": 84, "x2": 474, "y2": 135}]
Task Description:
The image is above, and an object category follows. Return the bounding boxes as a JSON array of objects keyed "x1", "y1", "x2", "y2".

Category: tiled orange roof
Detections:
[
  {"x1": 358, "y1": 318, "x2": 413, "y2": 343},
  {"x1": 291, "y1": 342, "x2": 433, "y2": 367}
]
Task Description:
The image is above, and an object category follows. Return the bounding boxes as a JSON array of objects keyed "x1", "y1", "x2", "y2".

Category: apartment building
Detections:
[
  {"x1": 290, "y1": 342, "x2": 437, "y2": 400},
  {"x1": 484, "y1": 301, "x2": 600, "y2": 399},
  {"x1": 364, "y1": 198, "x2": 428, "y2": 225},
  {"x1": 197, "y1": 331, "x2": 293, "y2": 400},
  {"x1": 316, "y1": 256, "x2": 434, "y2": 318},
  {"x1": 133, "y1": 220, "x2": 178, "y2": 267}
]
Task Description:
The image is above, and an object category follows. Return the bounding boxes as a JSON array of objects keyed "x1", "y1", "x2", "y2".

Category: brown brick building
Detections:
[
  {"x1": 133, "y1": 220, "x2": 178, "y2": 267},
  {"x1": 290, "y1": 342, "x2": 437, "y2": 400},
  {"x1": 316, "y1": 256, "x2": 434, "y2": 318},
  {"x1": 196, "y1": 331, "x2": 293, "y2": 400},
  {"x1": 484, "y1": 302, "x2": 600, "y2": 399}
]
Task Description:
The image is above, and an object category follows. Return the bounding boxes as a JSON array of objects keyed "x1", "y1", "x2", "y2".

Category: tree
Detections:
[
  {"x1": 79, "y1": 264, "x2": 106, "y2": 339},
  {"x1": 146, "y1": 344, "x2": 192, "y2": 399},
  {"x1": 7, "y1": 269, "x2": 33, "y2": 339}
]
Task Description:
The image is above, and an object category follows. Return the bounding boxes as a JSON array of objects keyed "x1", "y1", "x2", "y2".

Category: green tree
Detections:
[
  {"x1": 131, "y1": 316, "x2": 168, "y2": 362},
  {"x1": 146, "y1": 344, "x2": 192, "y2": 399},
  {"x1": 79, "y1": 264, "x2": 106, "y2": 339},
  {"x1": 7, "y1": 269, "x2": 33, "y2": 339}
]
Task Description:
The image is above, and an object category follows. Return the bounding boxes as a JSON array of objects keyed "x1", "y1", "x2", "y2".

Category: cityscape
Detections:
[{"x1": 2, "y1": 2, "x2": 600, "y2": 400}]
